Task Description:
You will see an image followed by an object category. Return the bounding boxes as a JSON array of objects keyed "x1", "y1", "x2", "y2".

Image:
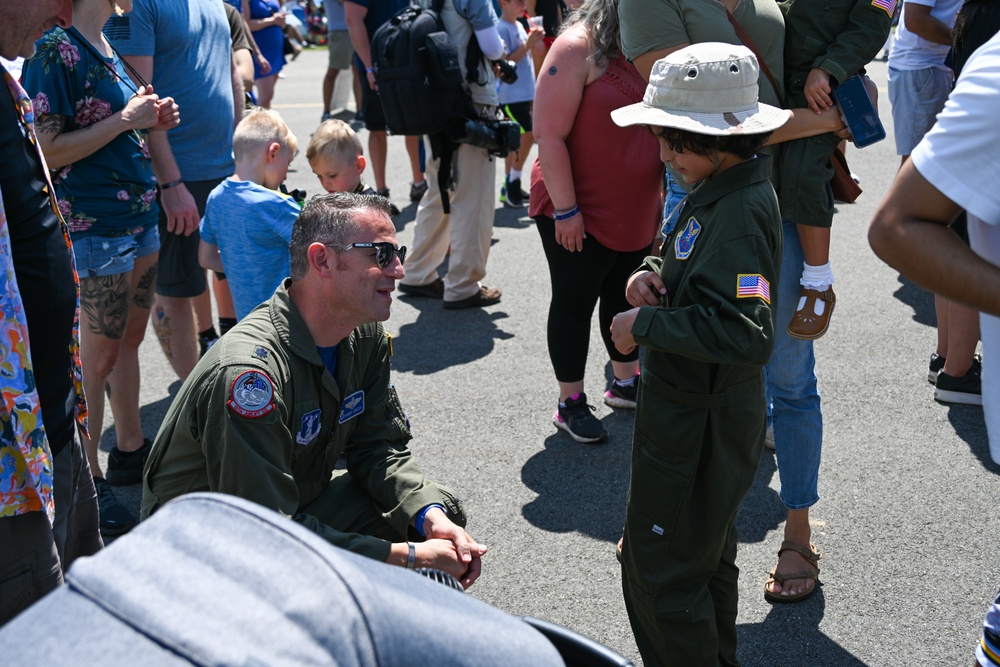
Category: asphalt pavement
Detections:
[{"x1": 100, "y1": 49, "x2": 1000, "y2": 666}]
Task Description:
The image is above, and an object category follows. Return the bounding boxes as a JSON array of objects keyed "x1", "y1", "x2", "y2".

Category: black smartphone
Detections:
[{"x1": 833, "y1": 74, "x2": 886, "y2": 148}]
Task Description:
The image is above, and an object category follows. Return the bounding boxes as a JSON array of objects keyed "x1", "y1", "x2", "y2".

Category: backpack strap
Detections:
[{"x1": 428, "y1": 132, "x2": 457, "y2": 214}]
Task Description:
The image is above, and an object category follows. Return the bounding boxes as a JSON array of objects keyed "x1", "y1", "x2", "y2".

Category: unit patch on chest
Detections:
[
  {"x1": 296, "y1": 409, "x2": 322, "y2": 445},
  {"x1": 674, "y1": 216, "x2": 702, "y2": 260},
  {"x1": 227, "y1": 370, "x2": 276, "y2": 419},
  {"x1": 339, "y1": 390, "x2": 365, "y2": 424}
]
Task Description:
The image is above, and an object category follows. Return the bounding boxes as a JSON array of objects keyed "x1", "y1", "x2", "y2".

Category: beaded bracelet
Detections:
[{"x1": 553, "y1": 205, "x2": 580, "y2": 222}]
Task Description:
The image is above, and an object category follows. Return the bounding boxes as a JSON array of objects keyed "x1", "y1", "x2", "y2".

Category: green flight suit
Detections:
[
  {"x1": 621, "y1": 156, "x2": 781, "y2": 667},
  {"x1": 778, "y1": 0, "x2": 893, "y2": 227},
  {"x1": 141, "y1": 280, "x2": 466, "y2": 562}
]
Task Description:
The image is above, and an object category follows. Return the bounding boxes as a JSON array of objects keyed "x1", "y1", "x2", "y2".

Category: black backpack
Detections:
[{"x1": 371, "y1": 0, "x2": 468, "y2": 137}]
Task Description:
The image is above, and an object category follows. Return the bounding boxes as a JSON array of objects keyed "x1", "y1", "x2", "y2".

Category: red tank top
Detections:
[{"x1": 529, "y1": 53, "x2": 662, "y2": 252}]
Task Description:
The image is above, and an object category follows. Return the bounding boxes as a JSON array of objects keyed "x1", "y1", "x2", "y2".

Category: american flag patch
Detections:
[
  {"x1": 871, "y1": 0, "x2": 897, "y2": 18},
  {"x1": 737, "y1": 274, "x2": 770, "y2": 304}
]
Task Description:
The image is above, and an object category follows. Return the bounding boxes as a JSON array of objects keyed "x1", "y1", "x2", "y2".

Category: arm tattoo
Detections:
[{"x1": 35, "y1": 114, "x2": 66, "y2": 136}]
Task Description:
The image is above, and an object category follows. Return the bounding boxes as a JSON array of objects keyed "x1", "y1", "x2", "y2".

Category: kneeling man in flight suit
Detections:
[{"x1": 142, "y1": 192, "x2": 486, "y2": 588}]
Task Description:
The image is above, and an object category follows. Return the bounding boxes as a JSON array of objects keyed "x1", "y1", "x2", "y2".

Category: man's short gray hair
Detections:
[{"x1": 289, "y1": 193, "x2": 393, "y2": 281}]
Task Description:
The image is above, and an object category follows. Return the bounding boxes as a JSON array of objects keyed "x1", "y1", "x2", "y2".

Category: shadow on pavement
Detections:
[
  {"x1": 946, "y1": 405, "x2": 1000, "y2": 474},
  {"x1": 737, "y1": 589, "x2": 869, "y2": 666},
  {"x1": 520, "y1": 426, "x2": 631, "y2": 543},
  {"x1": 97, "y1": 380, "x2": 182, "y2": 454},
  {"x1": 392, "y1": 303, "x2": 514, "y2": 374},
  {"x1": 494, "y1": 204, "x2": 534, "y2": 230},
  {"x1": 736, "y1": 450, "x2": 788, "y2": 545},
  {"x1": 892, "y1": 273, "x2": 936, "y2": 327}
]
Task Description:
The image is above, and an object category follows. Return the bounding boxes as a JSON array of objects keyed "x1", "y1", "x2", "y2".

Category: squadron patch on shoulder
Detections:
[
  {"x1": 737, "y1": 273, "x2": 771, "y2": 304},
  {"x1": 871, "y1": 0, "x2": 897, "y2": 18},
  {"x1": 228, "y1": 370, "x2": 276, "y2": 418},
  {"x1": 674, "y1": 216, "x2": 702, "y2": 260},
  {"x1": 339, "y1": 390, "x2": 365, "y2": 424}
]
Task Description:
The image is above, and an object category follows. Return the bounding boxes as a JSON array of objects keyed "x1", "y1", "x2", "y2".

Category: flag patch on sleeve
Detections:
[
  {"x1": 737, "y1": 274, "x2": 770, "y2": 304},
  {"x1": 871, "y1": 0, "x2": 897, "y2": 17}
]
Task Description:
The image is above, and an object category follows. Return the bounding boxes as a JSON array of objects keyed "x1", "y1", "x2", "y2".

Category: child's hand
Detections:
[
  {"x1": 611, "y1": 307, "x2": 640, "y2": 355},
  {"x1": 626, "y1": 270, "x2": 667, "y2": 308},
  {"x1": 804, "y1": 68, "x2": 833, "y2": 114}
]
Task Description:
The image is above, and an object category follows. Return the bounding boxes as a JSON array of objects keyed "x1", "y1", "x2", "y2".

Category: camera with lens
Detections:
[
  {"x1": 453, "y1": 116, "x2": 522, "y2": 158},
  {"x1": 493, "y1": 59, "x2": 518, "y2": 85}
]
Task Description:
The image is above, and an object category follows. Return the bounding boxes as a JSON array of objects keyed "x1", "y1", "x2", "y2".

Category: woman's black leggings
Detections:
[{"x1": 535, "y1": 215, "x2": 648, "y2": 383}]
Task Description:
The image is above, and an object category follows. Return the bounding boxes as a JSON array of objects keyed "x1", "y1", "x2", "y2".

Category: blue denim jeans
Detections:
[{"x1": 764, "y1": 220, "x2": 823, "y2": 510}]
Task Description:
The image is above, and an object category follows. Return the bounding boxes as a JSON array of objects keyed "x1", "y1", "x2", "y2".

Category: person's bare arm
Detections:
[
  {"x1": 198, "y1": 239, "x2": 225, "y2": 273},
  {"x1": 869, "y1": 159, "x2": 1000, "y2": 315},
  {"x1": 34, "y1": 90, "x2": 159, "y2": 169},
  {"x1": 903, "y1": 1, "x2": 955, "y2": 45},
  {"x1": 231, "y1": 56, "x2": 244, "y2": 128},
  {"x1": 533, "y1": 26, "x2": 595, "y2": 252},
  {"x1": 345, "y1": 2, "x2": 375, "y2": 89},
  {"x1": 122, "y1": 55, "x2": 200, "y2": 236},
  {"x1": 632, "y1": 43, "x2": 689, "y2": 81}
]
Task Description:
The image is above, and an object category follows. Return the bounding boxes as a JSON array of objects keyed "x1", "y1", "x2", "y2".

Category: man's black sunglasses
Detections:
[{"x1": 325, "y1": 242, "x2": 407, "y2": 268}]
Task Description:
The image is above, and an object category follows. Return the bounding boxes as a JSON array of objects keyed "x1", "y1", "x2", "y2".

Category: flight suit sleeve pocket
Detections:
[{"x1": 385, "y1": 384, "x2": 412, "y2": 442}]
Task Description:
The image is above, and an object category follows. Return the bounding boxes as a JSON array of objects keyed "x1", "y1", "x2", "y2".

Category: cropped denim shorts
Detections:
[{"x1": 72, "y1": 224, "x2": 159, "y2": 278}]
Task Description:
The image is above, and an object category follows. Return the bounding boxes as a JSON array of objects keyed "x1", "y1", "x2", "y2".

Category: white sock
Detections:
[
  {"x1": 509, "y1": 168, "x2": 522, "y2": 181},
  {"x1": 800, "y1": 262, "x2": 834, "y2": 291},
  {"x1": 797, "y1": 263, "x2": 834, "y2": 316}
]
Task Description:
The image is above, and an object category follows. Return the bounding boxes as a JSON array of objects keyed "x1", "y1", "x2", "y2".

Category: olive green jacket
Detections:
[
  {"x1": 780, "y1": 0, "x2": 893, "y2": 104},
  {"x1": 632, "y1": 155, "x2": 782, "y2": 392},
  {"x1": 141, "y1": 280, "x2": 457, "y2": 560}
]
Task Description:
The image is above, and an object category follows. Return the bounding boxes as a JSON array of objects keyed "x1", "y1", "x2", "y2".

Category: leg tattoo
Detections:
[
  {"x1": 133, "y1": 263, "x2": 157, "y2": 310},
  {"x1": 153, "y1": 305, "x2": 174, "y2": 360},
  {"x1": 81, "y1": 273, "x2": 129, "y2": 340}
]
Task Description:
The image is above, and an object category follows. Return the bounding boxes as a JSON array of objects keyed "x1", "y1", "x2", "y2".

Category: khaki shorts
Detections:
[{"x1": 327, "y1": 30, "x2": 353, "y2": 71}]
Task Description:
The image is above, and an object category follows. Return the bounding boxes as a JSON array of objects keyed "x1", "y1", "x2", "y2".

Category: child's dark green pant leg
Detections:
[{"x1": 621, "y1": 374, "x2": 765, "y2": 666}]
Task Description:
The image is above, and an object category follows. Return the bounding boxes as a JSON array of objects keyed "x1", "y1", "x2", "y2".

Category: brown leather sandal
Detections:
[
  {"x1": 764, "y1": 540, "x2": 822, "y2": 603},
  {"x1": 787, "y1": 286, "x2": 836, "y2": 340}
]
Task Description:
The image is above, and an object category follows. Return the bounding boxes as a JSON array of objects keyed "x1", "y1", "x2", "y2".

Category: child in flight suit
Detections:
[
  {"x1": 779, "y1": 0, "x2": 893, "y2": 339},
  {"x1": 609, "y1": 43, "x2": 790, "y2": 666}
]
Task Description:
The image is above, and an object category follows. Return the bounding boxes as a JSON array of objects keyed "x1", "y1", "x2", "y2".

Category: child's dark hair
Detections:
[{"x1": 651, "y1": 126, "x2": 771, "y2": 161}]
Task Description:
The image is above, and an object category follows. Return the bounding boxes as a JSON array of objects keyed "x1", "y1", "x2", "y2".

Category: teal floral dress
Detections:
[{"x1": 21, "y1": 26, "x2": 157, "y2": 240}]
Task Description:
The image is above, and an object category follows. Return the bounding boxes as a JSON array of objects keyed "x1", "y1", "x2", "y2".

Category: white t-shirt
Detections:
[
  {"x1": 889, "y1": 0, "x2": 963, "y2": 71},
  {"x1": 912, "y1": 31, "x2": 1000, "y2": 464}
]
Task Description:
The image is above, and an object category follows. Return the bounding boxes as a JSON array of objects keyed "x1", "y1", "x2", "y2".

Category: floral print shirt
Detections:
[
  {"x1": 21, "y1": 27, "x2": 157, "y2": 238},
  {"x1": 0, "y1": 67, "x2": 88, "y2": 522}
]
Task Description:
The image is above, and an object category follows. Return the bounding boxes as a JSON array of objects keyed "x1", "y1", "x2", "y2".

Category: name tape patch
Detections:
[{"x1": 339, "y1": 390, "x2": 365, "y2": 424}]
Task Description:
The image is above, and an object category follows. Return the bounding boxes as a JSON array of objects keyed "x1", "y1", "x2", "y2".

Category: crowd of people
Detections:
[{"x1": 1, "y1": 0, "x2": 999, "y2": 665}]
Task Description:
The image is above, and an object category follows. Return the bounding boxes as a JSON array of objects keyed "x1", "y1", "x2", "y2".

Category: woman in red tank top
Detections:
[{"x1": 529, "y1": 0, "x2": 662, "y2": 445}]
